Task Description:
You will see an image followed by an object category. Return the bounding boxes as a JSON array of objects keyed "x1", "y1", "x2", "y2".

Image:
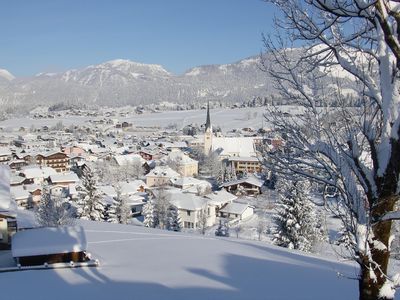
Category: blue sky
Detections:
[{"x1": 0, "y1": 0, "x2": 277, "y2": 77}]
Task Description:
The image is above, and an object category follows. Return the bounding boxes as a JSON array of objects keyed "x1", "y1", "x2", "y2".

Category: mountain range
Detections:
[{"x1": 0, "y1": 56, "x2": 273, "y2": 112}]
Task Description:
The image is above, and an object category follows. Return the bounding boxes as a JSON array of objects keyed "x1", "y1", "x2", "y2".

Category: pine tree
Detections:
[
  {"x1": 76, "y1": 166, "x2": 105, "y2": 221},
  {"x1": 167, "y1": 205, "x2": 182, "y2": 231},
  {"x1": 143, "y1": 200, "x2": 155, "y2": 228},
  {"x1": 273, "y1": 180, "x2": 320, "y2": 253}
]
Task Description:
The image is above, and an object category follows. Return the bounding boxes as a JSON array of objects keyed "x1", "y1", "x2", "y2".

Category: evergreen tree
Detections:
[
  {"x1": 104, "y1": 202, "x2": 118, "y2": 223},
  {"x1": 76, "y1": 166, "x2": 105, "y2": 221},
  {"x1": 167, "y1": 205, "x2": 182, "y2": 232},
  {"x1": 273, "y1": 180, "x2": 320, "y2": 253},
  {"x1": 215, "y1": 220, "x2": 230, "y2": 237},
  {"x1": 143, "y1": 200, "x2": 155, "y2": 228}
]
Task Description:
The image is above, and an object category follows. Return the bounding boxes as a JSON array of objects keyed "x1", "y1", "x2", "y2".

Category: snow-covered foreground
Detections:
[{"x1": 0, "y1": 220, "x2": 361, "y2": 300}]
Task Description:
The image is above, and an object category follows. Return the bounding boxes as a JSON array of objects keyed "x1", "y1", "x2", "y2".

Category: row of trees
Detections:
[
  {"x1": 142, "y1": 189, "x2": 182, "y2": 231},
  {"x1": 35, "y1": 166, "x2": 133, "y2": 227}
]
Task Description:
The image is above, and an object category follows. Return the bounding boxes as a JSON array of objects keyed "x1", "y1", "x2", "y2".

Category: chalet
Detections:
[
  {"x1": 221, "y1": 175, "x2": 264, "y2": 195},
  {"x1": 8, "y1": 159, "x2": 27, "y2": 170},
  {"x1": 49, "y1": 173, "x2": 80, "y2": 187},
  {"x1": 17, "y1": 151, "x2": 70, "y2": 172},
  {"x1": 19, "y1": 166, "x2": 57, "y2": 184},
  {"x1": 11, "y1": 226, "x2": 89, "y2": 266},
  {"x1": 35, "y1": 151, "x2": 70, "y2": 172}
]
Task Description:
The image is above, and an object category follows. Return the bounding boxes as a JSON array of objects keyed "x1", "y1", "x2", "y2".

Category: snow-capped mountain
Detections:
[
  {"x1": 0, "y1": 55, "x2": 272, "y2": 110},
  {"x1": 0, "y1": 69, "x2": 15, "y2": 81},
  {"x1": 0, "y1": 50, "x2": 356, "y2": 111}
]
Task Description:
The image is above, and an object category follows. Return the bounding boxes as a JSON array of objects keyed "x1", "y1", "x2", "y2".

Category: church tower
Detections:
[{"x1": 204, "y1": 101, "x2": 213, "y2": 155}]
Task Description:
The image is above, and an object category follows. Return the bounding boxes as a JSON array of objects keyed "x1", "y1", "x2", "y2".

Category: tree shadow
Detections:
[{"x1": 0, "y1": 246, "x2": 359, "y2": 300}]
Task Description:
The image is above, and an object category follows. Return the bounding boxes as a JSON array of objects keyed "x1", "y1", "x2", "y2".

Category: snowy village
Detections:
[{"x1": 1, "y1": 1, "x2": 400, "y2": 300}]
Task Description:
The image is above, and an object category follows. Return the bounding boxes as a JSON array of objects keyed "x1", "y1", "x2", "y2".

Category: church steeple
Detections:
[
  {"x1": 205, "y1": 101, "x2": 211, "y2": 131},
  {"x1": 204, "y1": 101, "x2": 213, "y2": 155}
]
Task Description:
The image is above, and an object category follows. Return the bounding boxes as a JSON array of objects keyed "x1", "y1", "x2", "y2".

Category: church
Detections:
[{"x1": 203, "y1": 102, "x2": 258, "y2": 159}]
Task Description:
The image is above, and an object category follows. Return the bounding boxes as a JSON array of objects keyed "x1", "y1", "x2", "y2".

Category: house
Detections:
[
  {"x1": 0, "y1": 166, "x2": 17, "y2": 250},
  {"x1": 49, "y1": 172, "x2": 80, "y2": 187},
  {"x1": 146, "y1": 166, "x2": 180, "y2": 187},
  {"x1": 11, "y1": 226, "x2": 89, "y2": 266},
  {"x1": 219, "y1": 202, "x2": 254, "y2": 220},
  {"x1": 204, "y1": 189, "x2": 237, "y2": 216},
  {"x1": 165, "y1": 150, "x2": 198, "y2": 177},
  {"x1": 10, "y1": 186, "x2": 31, "y2": 208},
  {"x1": 19, "y1": 151, "x2": 70, "y2": 172},
  {"x1": 19, "y1": 166, "x2": 57, "y2": 184},
  {"x1": 221, "y1": 175, "x2": 264, "y2": 195},
  {"x1": 155, "y1": 188, "x2": 214, "y2": 229},
  {"x1": 228, "y1": 156, "x2": 262, "y2": 175}
]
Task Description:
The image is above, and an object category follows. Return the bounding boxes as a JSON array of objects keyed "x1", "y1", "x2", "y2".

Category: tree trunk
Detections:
[{"x1": 359, "y1": 195, "x2": 397, "y2": 300}]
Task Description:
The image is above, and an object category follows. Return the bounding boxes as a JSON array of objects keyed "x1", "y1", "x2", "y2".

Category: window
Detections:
[{"x1": 187, "y1": 210, "x2": 191, "y2": 216}]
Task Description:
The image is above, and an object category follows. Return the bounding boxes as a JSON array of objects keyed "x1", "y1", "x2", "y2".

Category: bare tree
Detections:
[
  {"x1": 153, "y1": 186, "x2": 171, "y2": 230},
  {"x1": 234, "y1": 223, "x2": 242, "y2": 238},
  {"x1": 199, "y1": 205, "x2": 209, "y2": 235},
  {"x1": 256, "y1": 218, "x2": 266, "y2": 241},
  {"x1": 262, "y1": 1, "x2": 400, "y2": 298},
  {"x1": 35, "y1": 186, "x2": 75, "y2": 227}
]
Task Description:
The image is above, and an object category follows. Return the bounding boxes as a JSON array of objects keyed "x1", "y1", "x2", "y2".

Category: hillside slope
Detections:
[{"x1": 0, "y1": 220, "x2": 359, "y2": 300}]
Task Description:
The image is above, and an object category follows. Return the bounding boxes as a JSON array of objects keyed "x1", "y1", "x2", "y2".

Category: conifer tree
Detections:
[
  {"x1": 273, "y1": 180, "x2": 320, "y2": 253},
  {"x1": 76, "y1": 166, "x2": 105, "y2": 221},
  {"x1": 143, "y1": 200, "x2": 155, "y2": 228},
  {"x1": 167, "y1": 205, "x2": 182, "y2": 232}
]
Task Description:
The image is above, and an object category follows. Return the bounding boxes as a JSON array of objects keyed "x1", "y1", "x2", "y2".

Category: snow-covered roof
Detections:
[
  {"x1": 170, "y1": 177, "x2": 204, "y2": 188},
  {"x1": 20, "y1": 166, "x2": 57, "y2": 179},
  {"x1": 10, "y1": 174, "x2": 25, "y2": 185},
  {"x1": 12, "y1": 226, "x2": 88, "y2": 258},
  {"x1": 0, "y1": 165, "x2": 11, "y2": 211},
  {"x1": 166, "y1": 150, "x2": 197, "y2": 165},
  {"x1": 166, "y1": 189, "x2": 207, "y2": 211},
  {"x1": 205, "y1": 189, "x2": 237, "y2": 206},
  {"x1": 212, "y1": 137, "x2": 256, "y2": 157},
  {"x1": 146, "y1": 166, "x2": 180, "y2": 178},
  {"x1": 221, "y1": 175, "x2": 264, "y2": 188},
  {"x1": 100, "y1": 180, "x2": 148, "y2": 198},
  {"x1": 23, "y1": 184, "x2": 42, "y2": 193},
  {"x1": 228, "y1": 156, "x2": 260, "y2": 162},
  {"x1": 219, "y1": 202, "x2": 252, "y2": 215},
  {"x1": 0, "y1": 147, "x2": 12, "y2": 156},
  {"x1": 113, "y1": 153, "x2": 145, "y2": 166},
  {"x1": 10, "y1": 186, "x2": 30, "y2": 200},
  {"x1": 50, "y1": 172, "x2": 80, "y2": 184}
]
